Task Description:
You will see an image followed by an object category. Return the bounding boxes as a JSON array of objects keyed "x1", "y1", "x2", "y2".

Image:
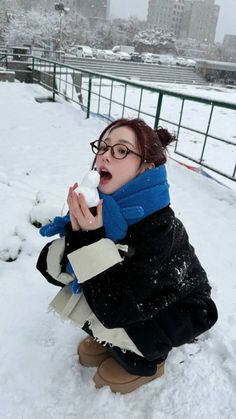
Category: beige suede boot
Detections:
[
  {"x1": 78, "y1": 336, "x2": 110, "y2": 367},
  {"x1": 93, "y1": 357, "x2": 165, "y2": 394}
]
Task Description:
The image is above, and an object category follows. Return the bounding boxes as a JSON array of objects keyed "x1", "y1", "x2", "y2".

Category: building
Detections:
[
  {"x1": 147, "y1": 0, "x2": 185, "y2": 38},
  {"x1": 148, "y1": 0, "x2": 220, "y2": 43},
  {"x1": 196, "y1": 59, "x2": 236, "y2": 84},
  {"x1": 222, "y1": 34, "x2": 236, "y2": 61},
  {"x1": 181, "y1": 0, "x2": 220, "y2": 44},
  {"x1": 223, "y1": 35, "x2": 236, "y2": 50},
  {"x1": 74, "y1": 0, "x2": 110, "y2": 22}
]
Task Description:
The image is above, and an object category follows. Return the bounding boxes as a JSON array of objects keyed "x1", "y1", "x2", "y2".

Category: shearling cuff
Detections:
[
  {"x1": 46, "y1": 237, "x2": 73, "y2": 285},
  {"x1": 67, "y1": 238, "x2": 123, "y2": 283}
]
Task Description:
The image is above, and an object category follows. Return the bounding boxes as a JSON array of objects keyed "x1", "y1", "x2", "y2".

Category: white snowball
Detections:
[{"x1": 75, "y1": 170, "x2": 100, "y2": 208}]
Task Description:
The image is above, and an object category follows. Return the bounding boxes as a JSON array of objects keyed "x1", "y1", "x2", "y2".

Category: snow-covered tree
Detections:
[
  {"x1": 62, "y1": 13, "x2": 90, "y2": 49},
  {"x1": 134, "y1": 29, "x2": 176, "y2": 54},
  {"x1": 2, "y1": 7, "x2": 90, "y2": 50},
  {"x1": 3, "y1": 9, "x2": 59, "y2": 48},
  {"x1": 113, "y1": 17, "x2": 146, "y2": 46},
  {"x1": 176, "y1": 38, "x2": 221, "y2": 60},
  {"x1": 89, "y1": 21, "x2": 119, "y2": 49}
]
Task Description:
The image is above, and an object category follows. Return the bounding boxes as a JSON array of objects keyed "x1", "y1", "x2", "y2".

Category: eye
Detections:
[{"x1": 115, "y1": 145, "x2": 128, "y2": 156}]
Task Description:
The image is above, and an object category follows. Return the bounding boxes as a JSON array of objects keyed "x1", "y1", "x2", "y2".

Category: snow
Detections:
[{"x1": 0, "y1": 82, "x2": 236, "y2": 418}]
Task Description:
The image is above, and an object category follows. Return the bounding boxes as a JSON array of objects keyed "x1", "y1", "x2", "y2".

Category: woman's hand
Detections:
[
  {"x1": 67, "y1": 185, "x2": 103, "y2": 231},
  {"x1": 67, "y1": 183, "x2": 80, "y2": 231}
]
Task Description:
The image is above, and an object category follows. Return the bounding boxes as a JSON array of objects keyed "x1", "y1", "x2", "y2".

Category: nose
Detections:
[{"x1": 102, "y1": 146, "x2": 112, "y2": 161}]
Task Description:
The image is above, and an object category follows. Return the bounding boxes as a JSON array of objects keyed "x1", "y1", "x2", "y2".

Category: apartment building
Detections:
[
  {"x1": 181, "y1": 0, "x2": 220, "y2": 43},
  {"x1": 147, "y1": 0, "x2": 185, "y2": 37},
  {"x1": 223, "y1": 35, "x2": 236, "y2": 50},
  {"x1": 148, "y1": 0, "x2": 220, "y2": 43},
  {"x1": 74, "y1": 0, "x2": 110, "y2": 21},
  {"x1": 222, "y1": 34, "x2": 236, "y2": 60}
]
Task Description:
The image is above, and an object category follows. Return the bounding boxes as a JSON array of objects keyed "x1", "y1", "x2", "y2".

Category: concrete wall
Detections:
[
  {"x1": 7, "y1": 61, "x2": 33, "y2": 83},
  {"x1": 0, "y1": 71, "x2": 15, "y2": 82}
]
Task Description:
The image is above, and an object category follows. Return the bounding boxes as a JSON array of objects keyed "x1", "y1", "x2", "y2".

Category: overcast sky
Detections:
[{"x1": 109, "y1": 0, "x2": 236, "y2": 43}]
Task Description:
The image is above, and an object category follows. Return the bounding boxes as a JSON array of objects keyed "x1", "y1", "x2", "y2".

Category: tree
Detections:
[
  {"x1": 134, "y1": 28, "x2": 176, "y2": 54},
  {"x1": 62, "y1": 13, "x2": 90, "y2": 49},
  {"x1": 2, "y1": 7, "x2": 89, "y2": 50},
  {"x1": 3, "y1": 9, "x2": 59, "y2": 48},
  {"x1": 113, "y1": 17, "x2": 146, "y2": 46},
  {"x1": 176, "y1": 38, "x2": 221, "y2": 60},
  {"x1": 89, "y1": 21, "x2": 119, "y2": 49}
]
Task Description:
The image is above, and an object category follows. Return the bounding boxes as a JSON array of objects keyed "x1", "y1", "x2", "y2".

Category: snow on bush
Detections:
[
  {"x1": 0, "y1": 234, "x2": 22, "y2": 262},
  {"x1": 29, "y1": 203, "x2": 63, "y2": 228}
]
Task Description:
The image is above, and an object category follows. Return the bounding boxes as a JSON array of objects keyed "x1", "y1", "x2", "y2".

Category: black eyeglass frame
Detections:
[{"x1": 90, "y1": 140, "x2": 143, "y2": 160}]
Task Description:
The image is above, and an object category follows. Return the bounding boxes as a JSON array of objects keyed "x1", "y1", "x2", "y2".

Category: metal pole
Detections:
[
  {"x1": 199, "y1": 104, "x2": 214, "y2": 165},
  {"x1": 154, "y1": 92, "x2": 163, "y2": 129},
  {"x1": 32, "y1": 56, "x2": 35, "y2": 83},
  {"x1": 59, "y1": 12, "x2": 62, "y2": 61},
  {"x1": 86, "y1": 76, "x2": 92, "y2": 119},
  {"x1": 53, "y1": 63, "x2": 57, "y2": 101}
]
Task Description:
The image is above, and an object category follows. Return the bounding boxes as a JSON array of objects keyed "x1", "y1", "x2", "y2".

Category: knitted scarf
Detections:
[
  {"x1": 99, "y1": 164, "x2": 170, "y2": 242},
  {"x1": 40, "y1": 165, "x2": 170, "y2": 242}
]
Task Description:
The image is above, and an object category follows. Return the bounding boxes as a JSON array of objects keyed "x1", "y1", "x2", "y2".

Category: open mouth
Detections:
[{"x1": 99, "y1": 168, "x2": 112, "y2": 184}]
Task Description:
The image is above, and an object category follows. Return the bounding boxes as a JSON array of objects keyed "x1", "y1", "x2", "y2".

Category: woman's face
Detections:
[{"x1": 95, "y1": 126, "x2": 145, "y2": 194}]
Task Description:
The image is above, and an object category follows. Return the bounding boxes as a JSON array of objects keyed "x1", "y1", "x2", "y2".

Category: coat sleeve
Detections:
[
  {"x1": 36, "y1": 237, "x2": 73, "y2": 287},
  {"x1": 36, "y1": 222, "x2": 105, "y2": 286}
]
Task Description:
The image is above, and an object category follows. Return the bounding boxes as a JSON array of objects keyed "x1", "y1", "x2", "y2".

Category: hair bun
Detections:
[{"x1": 154, "y1": 127, "x2": 176, "y2": 148}]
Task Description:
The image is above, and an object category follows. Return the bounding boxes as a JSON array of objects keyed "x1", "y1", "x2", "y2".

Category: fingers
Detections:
[
  {"x1": 77, "y1": 193, "x2": 92, "y2": 219},
  {"x1": 71, "y1": 191, "x2": 83, "y2": 218},
  {"x1": 97, "y1": 199, "x2": 103, "y2": 220},
  {"x1": 67, "y1": 184, "x2": 78, "y2": 201},
  {"x1": 67, "y1": 187, "x2": 103, "y2": 230}
]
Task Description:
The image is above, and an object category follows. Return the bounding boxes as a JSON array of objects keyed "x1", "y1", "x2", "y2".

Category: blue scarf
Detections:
[
  {"x1": 40, "y1": 165, "x2": 170, "y2": 242},
  {"x1": 99, "y1": 164, "x2": 169, "y2": 241}
]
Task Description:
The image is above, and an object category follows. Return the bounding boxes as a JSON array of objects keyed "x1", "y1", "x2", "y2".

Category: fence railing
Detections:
[{"x1": 1, "y1": 54, "x2": 236, "y2": 182}]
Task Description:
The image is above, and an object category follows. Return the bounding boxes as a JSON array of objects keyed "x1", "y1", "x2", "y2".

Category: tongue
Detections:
[{"x1": 101, "y1": 172, "x2": 112, "y2": 180}]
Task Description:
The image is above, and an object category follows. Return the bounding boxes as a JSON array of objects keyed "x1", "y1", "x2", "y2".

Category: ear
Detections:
[
  {"x1": 144, "y1": 162, "x2": 155, "y2": 171},
  {"x1": 139, "y1": 162, "x2": 155, "y2": 174}
]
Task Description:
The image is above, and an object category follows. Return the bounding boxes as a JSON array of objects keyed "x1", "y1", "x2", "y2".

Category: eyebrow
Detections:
[{"x1": 104, "y1": 137, "x2": 135, "y2": 148}]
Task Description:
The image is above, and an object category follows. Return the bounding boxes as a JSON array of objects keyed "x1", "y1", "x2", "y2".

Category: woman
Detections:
[{"x1": 37, "y1": 118, "x2": 217, "y2": 394}]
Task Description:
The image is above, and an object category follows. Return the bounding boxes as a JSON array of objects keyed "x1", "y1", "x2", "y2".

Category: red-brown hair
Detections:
[{"x1": 92, "y1": 118, "x2": 175, "y2": 168}]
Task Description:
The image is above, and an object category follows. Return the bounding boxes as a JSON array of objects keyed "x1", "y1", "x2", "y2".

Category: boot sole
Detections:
[{"x1": 93, "y1": 362, "x2": 165, "y2": 394}]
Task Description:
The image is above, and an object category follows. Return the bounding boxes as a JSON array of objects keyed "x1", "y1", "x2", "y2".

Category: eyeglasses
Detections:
[{"x1": 90, "y1": 140, "x2": 143, "y2": 160}]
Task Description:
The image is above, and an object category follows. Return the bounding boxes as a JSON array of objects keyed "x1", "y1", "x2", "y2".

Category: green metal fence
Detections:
[{"x1": 1, "y1": 53, "x2": 236, "y2": 182}]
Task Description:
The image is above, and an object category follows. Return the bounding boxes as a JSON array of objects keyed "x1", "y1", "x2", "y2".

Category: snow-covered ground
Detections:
[{"x1": 0, "y1": 82, "x2": 236, "y2": 419}]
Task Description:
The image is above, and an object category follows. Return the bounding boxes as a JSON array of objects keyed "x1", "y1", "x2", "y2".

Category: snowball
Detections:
[{"x1": 75, "y1": 170, "x2": 100, "y2": 208}]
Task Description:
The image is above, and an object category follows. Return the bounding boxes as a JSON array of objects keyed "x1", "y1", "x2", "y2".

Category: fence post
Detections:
[
  {"x1": 32, "y1": 56, "x2": 35, "y2": 83},
  {"x1": 154, "y1": 92, "x2": 163, "y2": 128},
  {"x1": 233, "y1": 163, "x2": 236, "y2": 179},
  {"x1": 199, "y1": 104, "x2": 214, "y2": 164},
  {"x1": 86, "y1": 75, "x2": 92, "y2": 119},
  {"x1": 52, "y1": 63, "x2": 57, "y2": 102},
  {"x1": 175, "y1": 98, "x2": 185, "y2": 152}
]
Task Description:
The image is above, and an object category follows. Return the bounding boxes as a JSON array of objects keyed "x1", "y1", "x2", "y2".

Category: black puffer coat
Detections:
[{"x1": 37, "y1": 206, "x2": 217, "y2": 361}]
